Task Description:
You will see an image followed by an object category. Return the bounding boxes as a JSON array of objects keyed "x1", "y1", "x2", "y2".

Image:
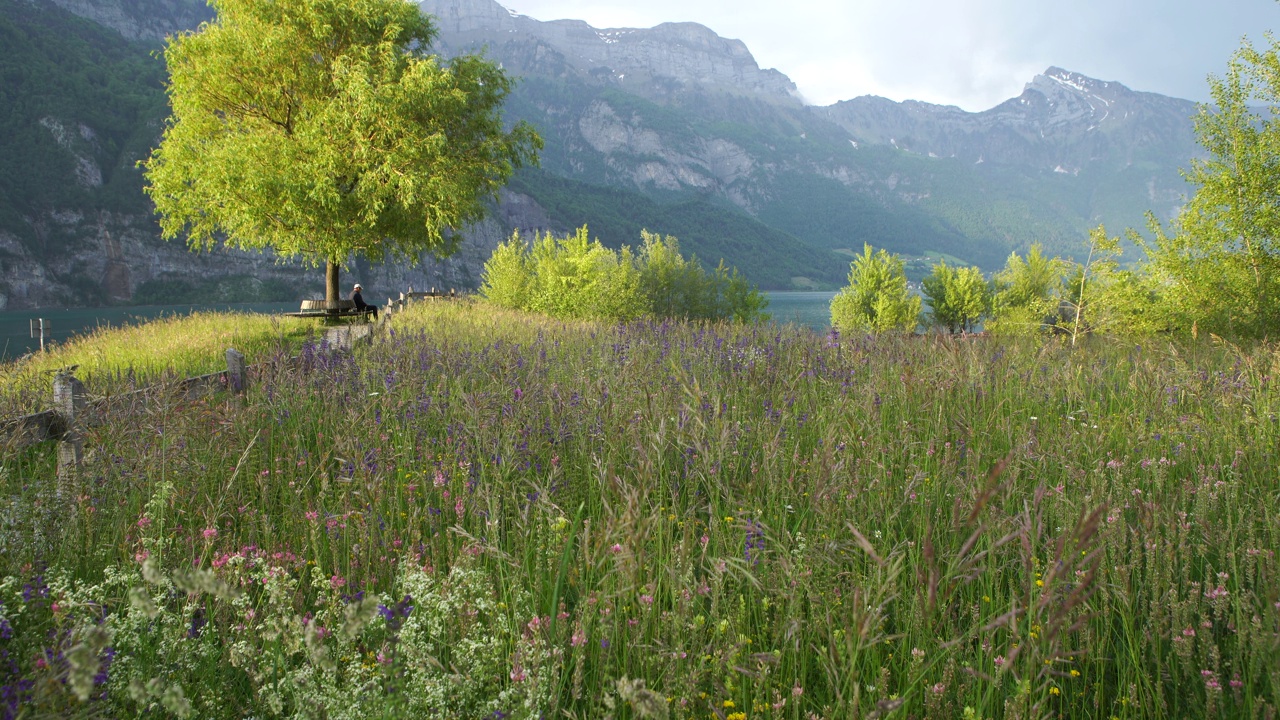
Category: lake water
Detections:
[
  {"x1": 765, "y1": 291, "x2": 835, "y2": 332},
  {"x1": 0, "y1": 292, "x2": 836, "y2": 360}
]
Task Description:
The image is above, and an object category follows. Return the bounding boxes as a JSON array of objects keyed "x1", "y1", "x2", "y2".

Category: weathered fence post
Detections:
[
  {"x1": 53, "y1": 371, "x2": 86, "y2": 497},
  {"x1": 226, "y1": 348, "x2": 247, "y2": 394}
]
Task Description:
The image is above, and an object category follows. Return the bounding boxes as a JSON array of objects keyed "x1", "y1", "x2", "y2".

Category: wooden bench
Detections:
[{"x1": 282, "y1": 299, "x2": 375, "y2": 323}]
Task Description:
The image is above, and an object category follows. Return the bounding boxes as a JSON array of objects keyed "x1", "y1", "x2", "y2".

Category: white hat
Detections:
[{"x1": 353, "y1": 283, "x2": 362, "y2": 289}]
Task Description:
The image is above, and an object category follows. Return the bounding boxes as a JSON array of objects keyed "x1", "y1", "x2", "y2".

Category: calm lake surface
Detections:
[
  {"x1": 1, "y1": 292, "x2": 835, "y2": 361},
  {"x1": 766, "y1": 291, "x2": 835, "y2": 332}
]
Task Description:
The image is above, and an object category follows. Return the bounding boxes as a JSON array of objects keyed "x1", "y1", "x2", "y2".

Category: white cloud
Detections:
[{"x1": 503, "y1": 0, "x2": 1279, "y2": 110}]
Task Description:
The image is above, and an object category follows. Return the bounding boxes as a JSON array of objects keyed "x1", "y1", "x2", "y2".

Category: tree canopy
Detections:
[
  {"x1": 1146, "y1": 32, "x2": 1280, "y2": 337},
  {"x1": 829, "y1": 244, "x2": 920, "y2": 333},
  {"x1": 143, "y1": 0, "x2": 540, "y2": 299}
]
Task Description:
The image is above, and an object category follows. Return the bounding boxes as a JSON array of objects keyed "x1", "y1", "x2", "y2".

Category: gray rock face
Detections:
[
  {"x1": 419, "y1": 0, "x2": 801, "y2": 104},
  {"x1": 40, "y1": 0, "x2": 213, "y2": 41},
  {"x1": 822, "y1": 67, "x2": 1201, "y2": 173}
]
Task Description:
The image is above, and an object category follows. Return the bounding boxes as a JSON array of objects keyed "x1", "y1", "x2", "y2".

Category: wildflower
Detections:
[
  {"x1": 137, "y1": 517, "x2": 152, "y2": 529},
  {"x1": 455, "y1": 499, "x2": 465, "y2": 517},
  {"x1": 1230, "y1": 677, "x2": 1243, "y2": 689},
  {"x1": 570, "y1": 631, "x2": 586, "y2": 647},
  {"x1": 330, "y1": 575, "x2": 347, "y2": 590},
  {"x1": 911, "y1": 648, "x2": 925, "y2": 661},
  {"x1": 610, "y1": 544, "x2": 623, "y2": 554},
  {"x1": 994, "y1": 655, "x2": 1005, "y2": 668},
  {"x1": 640, "y1": 595, "x2": 654, "y2": 607},
  {"x1": 931, "y1": 683, "x2": 946, "y2": 694},
  {"x1": 202, "y1": 527, "x2": 218, "y2": 540},
  {"x1": 434, "y1": 469, "x2": 447, "y2": 487},
  {"x1": 792, "y1": 684, "x2": 804, "y2": 697},
  {"x1": 305, "y1": 511, "x2": 319, "y2": 521},
  {"x1": 1070, "y1": 669, "x2": 1081, "y2": 678},
  {"x1": 723, "y1": 700, "x2": 735, "y2": 708},
  {"x1": 1050, "y1": 687, "x2": 1060, "y2": 696}
]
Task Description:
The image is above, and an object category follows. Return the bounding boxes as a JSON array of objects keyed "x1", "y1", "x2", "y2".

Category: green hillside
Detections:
[
  {"x1": 508, "y1": 169, "x2": 846, "y2": 289},
  {"x1": 0, "y1": 0, "x2": 168, "y2": 249}
]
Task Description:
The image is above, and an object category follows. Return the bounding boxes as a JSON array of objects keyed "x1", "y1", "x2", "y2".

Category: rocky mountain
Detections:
[
  {"x1": 0, "y1": 0, "x2": 1209, "y2": 309},
  {"x1": 420, "y1": 0, "x2": 1202, "y2": 268}
]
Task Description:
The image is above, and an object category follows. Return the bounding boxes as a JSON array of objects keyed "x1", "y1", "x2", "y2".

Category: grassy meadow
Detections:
[
  {"x1": 0, "y1": 311, "x2": 315, "y2": 417},
  {"x1": 1, "y1": 300, "x2": 1277, "y2": 718}
]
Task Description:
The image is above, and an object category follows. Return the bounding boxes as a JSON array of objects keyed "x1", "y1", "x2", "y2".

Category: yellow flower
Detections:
[
  {"x1": 724, "y1": 516, "x2": 734, "y2": 523},
  {"x1": 1035, "y1": 580, "x2": 1044, "y2": 587},
  {"x1": 1050, "y1": 687, "x2": 1060, "y2": 696},
  {"x1": 1070, "y1": 669, "x2": 1081, "y2": 678},
  {"x1": 723, "y1": 699, "x2": 735, "y2": 708}
]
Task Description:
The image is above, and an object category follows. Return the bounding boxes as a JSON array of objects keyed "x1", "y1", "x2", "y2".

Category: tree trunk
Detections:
[{"x1": 326, "y1": 261, "x2": 340, "y2": 303}]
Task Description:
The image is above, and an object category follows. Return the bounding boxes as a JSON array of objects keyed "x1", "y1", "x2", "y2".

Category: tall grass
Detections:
[
  {"x1": 1, "y1": 300, "x2": 1277, "y2": 718},
  {"x1": 0, "y1": 311, "x2": 315, "y2": 417}
]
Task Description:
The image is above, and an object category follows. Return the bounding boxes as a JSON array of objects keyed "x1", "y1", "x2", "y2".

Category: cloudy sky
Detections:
[{"x1": 504, "y1": 0, "x2": 1279, "y2": 110}]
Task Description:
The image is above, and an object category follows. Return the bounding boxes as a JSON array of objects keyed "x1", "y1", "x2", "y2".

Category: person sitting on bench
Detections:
[{"x1": 350, "y1": 283, "x2": 377, "y2": 319}]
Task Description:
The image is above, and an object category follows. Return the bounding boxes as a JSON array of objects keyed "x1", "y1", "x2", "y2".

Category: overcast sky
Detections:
[{"x1": 503, "y1": 0, "x2": 1279, "y2": 111}]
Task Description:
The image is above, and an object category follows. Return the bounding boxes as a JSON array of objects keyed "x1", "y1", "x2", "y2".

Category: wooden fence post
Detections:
[
  {"x1": 226, "y1": 348, "x2": 247, "y2": 394},
  {"x1": 53, "y1": 371, "x2": 86, "y2": 498}
]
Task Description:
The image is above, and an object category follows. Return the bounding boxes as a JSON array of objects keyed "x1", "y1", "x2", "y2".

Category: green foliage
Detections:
[
  {"x1": 987, "y1": 244, "x2": 1066, "y2": 336},
  {"x1": 523, "y1": 227, "x2": 646, "y2": 321},
  {"x1": 921, "y1": 261, "x2": 989, "y2": 333},
  {"x1": 1060, "y1": 226, "x2": 1165, "y2": 340},
  {"x1": 143, "y1": 0, "x2": 540, "y2": 272},
  {"x1": 481, "y1": 227, "x2": 768, "y2": 322},
  {"x1": 1145, "y1": 33, "x2": 1280, "y2": 338},
  {"x1": 829, "y1": 243, "x2": 921, "y2": 332}
]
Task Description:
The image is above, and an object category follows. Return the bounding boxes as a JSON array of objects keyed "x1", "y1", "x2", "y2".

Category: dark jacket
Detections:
[{"x1": 350, "y1": 289, "x2": 369, "y2": 310}]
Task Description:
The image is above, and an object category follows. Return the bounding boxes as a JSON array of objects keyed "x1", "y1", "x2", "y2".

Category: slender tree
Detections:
[
  {"x1": 143, "y1": 0, "x2": 540, "y2": 302},
  {"x1": 1146, "y1": 32, "x2": 1280, "y2": 337}
]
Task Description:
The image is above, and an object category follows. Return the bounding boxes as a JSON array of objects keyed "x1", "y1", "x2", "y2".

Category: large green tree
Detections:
[
  {"x1": 1147, "y1": 32, "x2": 1280, "y2": 337},
  {"x1": 143, "y1": 0, "x2": 540, "y2": 302}
]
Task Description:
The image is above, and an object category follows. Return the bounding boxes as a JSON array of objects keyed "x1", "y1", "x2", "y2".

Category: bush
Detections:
[
  {"x1": 829, "y1": 244, "x2": 920, "y2": 332},
  {"x1": 481, "y1": 227, "x2": 768, "y2": 322}
]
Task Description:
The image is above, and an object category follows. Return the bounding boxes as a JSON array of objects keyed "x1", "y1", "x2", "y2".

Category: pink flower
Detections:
[
  {"x1": 510, "y1": 666, "x2": 526, "y2": 682},
  {"x1": 134, "y1": 550, "x2": 149, "y2": 563},
  {"x1": 202, "y1": 527, "x2": 218, "y2": 540},
  {"x1": 455, "y1": 499, "x2": 465, "y2": 517},
  {"x1": 1182, "y1": 627, "x2": 1196, "y2": 637},
  {"x1": 792, "y1": 684, "x2": 804, "y2": 697},
  {"x1": 434, "y1": 470, "x2": 447, "y2": 487},
  {"x1": 305, "y1": 511, "x2": 319, "y2": 521},
  {"x1": 137, "y1": 517, "x2": 152, "y2": 529},
  {"x1": 610, "y1": 544, "x2": 623, "y2": 554},
  {"x1": 639, "y1": 595, "x2": 654, "y2": 606},
  {"x1": 330, "y1": 575, "x2": 347, "y2": 590},
  {"x1": 1205, "y1": 586, "x2": 1229, "y2": 600},
  {"x1": 931, "y1": 683, "x2": 946, "y2": 694},
  {"x1": 571, "y1": 631, "x2": 586, "y2": 647},
  {"x1": 994, "y1": 655, "x2": 1006, "y2": 668}
]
